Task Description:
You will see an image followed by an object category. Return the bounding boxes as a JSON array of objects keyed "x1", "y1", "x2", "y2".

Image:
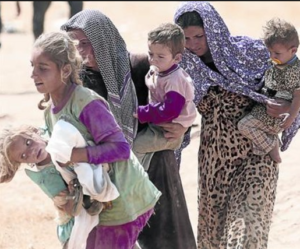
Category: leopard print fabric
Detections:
[{"x1": 197, "y1": 86, "x2": 279, "y2": 249}]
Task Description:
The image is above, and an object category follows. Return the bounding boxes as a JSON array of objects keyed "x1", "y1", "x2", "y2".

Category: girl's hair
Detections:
[
  {"x1": 263, "y1": 18, "x2": 299, "y2": 48},
  {"x1": 0, "y1": 125, "x2": 44, "y2": 183},
  {"x1": 148, "y1": 23, "x2": 185, "y2": 57},
  {"x1": 33, "y1": 31, "x2": 83, "y2": 110},
  {"x1": 175, "y1": 11, "x2": 204, "y2": 29}
]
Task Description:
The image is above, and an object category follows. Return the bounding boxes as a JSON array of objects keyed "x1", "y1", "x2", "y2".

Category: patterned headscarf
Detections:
[
  {"x1": 61, "y1": 9, "x2": 138, "y2": 146},
  {"x1": 174, "y1": 1, "x2": 271, "y2": 104},
  {"x1": 174, "y1": 1, "x2": 299, "y2": 151}
]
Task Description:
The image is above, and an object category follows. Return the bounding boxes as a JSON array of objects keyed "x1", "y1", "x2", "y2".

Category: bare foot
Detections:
[{"x1": 269, "y1": 141, "x2": 282, "y2": 163}]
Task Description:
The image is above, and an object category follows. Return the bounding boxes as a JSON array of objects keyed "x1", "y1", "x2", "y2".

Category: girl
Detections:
[{"x1": 31, "y1": 30, "x2": 161, "y2": 249}]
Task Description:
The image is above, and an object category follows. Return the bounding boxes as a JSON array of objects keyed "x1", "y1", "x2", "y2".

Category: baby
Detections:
[{"x1": 238, "y1": 18, "x2": 300, "y2": 163}]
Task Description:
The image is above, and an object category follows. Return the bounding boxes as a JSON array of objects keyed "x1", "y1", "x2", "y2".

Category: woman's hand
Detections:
[
  {"x1": 158, "y1": 122, "x2": 188, "y2": 139},
  {"x1": 266, "y1": 98, "x2": 291, "y2": 118},
  {"x1": 279, "y1": 113, "x2": 293, "y2": 130}
]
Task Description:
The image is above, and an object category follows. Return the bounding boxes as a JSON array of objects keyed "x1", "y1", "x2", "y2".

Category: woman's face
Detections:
[
  {"x1": 183, "y1": 26, "x2": 209, "y2": 57},
  {"x1": 8, "y1": 134, "x2": 49, "y2": 165},
  {"x1": 68, "y1": 29, "x2": 98, "y2": 71}
]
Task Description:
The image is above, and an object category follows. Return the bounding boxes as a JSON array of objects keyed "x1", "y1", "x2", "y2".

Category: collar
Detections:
[
  {"x1": 285, "y1": 55, "x2": 298, "y2": 65},
  {"x1": 158, "y1": 64, "x2": 179, "y2": 77}
]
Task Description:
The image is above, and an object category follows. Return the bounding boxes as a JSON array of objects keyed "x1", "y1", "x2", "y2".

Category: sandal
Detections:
[{"x1": 68, "y1": 178, "x2": 84, "y2": 216}]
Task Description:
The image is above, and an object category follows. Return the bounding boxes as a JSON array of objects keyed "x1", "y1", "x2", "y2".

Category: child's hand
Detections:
[{"x1": 133, "y1": 112, "x2": 138, "y2": 119}]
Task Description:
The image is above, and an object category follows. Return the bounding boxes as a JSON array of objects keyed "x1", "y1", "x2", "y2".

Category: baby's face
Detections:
[
  {"x1": 268, "y1": 43, "x2": 297, "y2": 65},
  {"x1": 8, "y1": 134, "x2": 49, "y2": 166}
]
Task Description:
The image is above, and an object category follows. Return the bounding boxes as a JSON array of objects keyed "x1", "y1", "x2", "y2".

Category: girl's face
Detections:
[
  {"x1": 8, "y1": 134, "x2": 49, "y2": 165},
  {"x1": 68, "y1": 29, "x2": 98, "y2": 71},
  {"x1": 30, "y1": 48, "x2": 65, "y2": 95},
  {"x1": 147, "y1": 42, "x2": 181, "y2": 72},
  {"x1": 183, "y1": 26, "x2": 209, "y2": 57}
]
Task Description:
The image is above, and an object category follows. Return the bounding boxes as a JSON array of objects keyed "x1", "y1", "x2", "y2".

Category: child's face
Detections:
[
  {"x1": 8, "y1": 134, "x2": 49, "y2": 165},
  {"x1": 148, "y1": 42, "x2": 181, "y2": 72},
  {"x1": 268, "y1": 43, "x2": 297, "y2": 65},
  {"x1": 30, "y1": 48, "x2": 65, "y2": 95}
]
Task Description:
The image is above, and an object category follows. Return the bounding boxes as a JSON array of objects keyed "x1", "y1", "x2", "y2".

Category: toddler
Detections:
[
  {"x1": 132, "y1": 23, "x2": 197, "y2": 170},
  {"x1": 238, "y1": 18, "x2": 300, "y2": 163}
]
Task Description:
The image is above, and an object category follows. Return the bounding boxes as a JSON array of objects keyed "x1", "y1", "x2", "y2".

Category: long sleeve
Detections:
[
  {"x1": 79, "y1": 99, "x2": 130, "y2": 164},
  {"x1": 138, "y1": 91, "x2": 185, "y2": 124}
]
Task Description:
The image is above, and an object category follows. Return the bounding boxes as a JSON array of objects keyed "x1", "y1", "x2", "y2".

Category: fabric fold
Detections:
[{"x1": 46, "y1": 119, "x2": 119, "y2": 249}]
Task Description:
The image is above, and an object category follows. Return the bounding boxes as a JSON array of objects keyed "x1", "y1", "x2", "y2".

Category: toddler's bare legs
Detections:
[{"x1": 268, "y1": 139, "x2": 282, "y2": 163}]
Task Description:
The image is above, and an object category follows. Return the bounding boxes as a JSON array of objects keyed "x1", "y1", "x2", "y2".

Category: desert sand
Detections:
[{"x1": 0, "y1": 2, "x2": 299, "y2": 249}]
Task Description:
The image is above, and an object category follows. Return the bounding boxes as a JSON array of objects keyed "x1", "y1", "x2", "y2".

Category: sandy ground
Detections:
[{"x1": 0, "y1": 2, "x2": 299, "y2": 249}]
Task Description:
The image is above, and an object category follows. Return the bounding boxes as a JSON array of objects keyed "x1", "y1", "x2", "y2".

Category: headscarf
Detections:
[
  {"x1": 174, "y1": 1, "x2": 299, "y2": 151},
  {"x1": 174, "y1": 1, "x2": 270, "y2": 104},
  {"x1": 61, "y1": 10, "x2": 138, "y2": 146}
]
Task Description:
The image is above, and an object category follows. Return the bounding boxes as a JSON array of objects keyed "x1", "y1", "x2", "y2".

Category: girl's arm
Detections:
[{"x1": 70, "y1": 99, "x2": 130, "y2": 164}]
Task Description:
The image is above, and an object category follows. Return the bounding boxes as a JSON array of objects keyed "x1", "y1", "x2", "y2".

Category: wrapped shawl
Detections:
[
  {"x1": 61, "y1": 10, "x2": 138, "y2": 146},
  {"x1": 174, "y1": 1, "x2": 299, "y2": 151},
  {"x1": 46, "y1": 119, "x2": 119, "y2": 249}
]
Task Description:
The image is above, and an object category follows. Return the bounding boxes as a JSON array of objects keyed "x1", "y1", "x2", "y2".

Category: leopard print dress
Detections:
[{"x1": 197, "y1": 86, "x2": 279, "y2": 249}]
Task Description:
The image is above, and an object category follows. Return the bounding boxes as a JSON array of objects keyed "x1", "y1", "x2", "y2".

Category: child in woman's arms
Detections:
[
  {"x1": 238, "y1": 18, "x2": 300, "y2": 163},
  {"x1": 132, "y1": 23, "x2": 197, "y2": 170}
]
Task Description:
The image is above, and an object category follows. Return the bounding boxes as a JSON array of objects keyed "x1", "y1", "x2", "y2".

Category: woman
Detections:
[
  {"x1": 174, "y1": 2, "x2": 292, "y2": 249},
  {"x1": 61, "y1": 9, "x2": 197, "y2": 249}
]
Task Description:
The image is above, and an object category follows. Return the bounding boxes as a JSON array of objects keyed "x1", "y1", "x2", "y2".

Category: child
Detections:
[
  {"x1": 0, "y1": 123, "x2": 119, "y2": 249},
  {"x1": 238, "y1": 18, "x2": 300, "y2": 163},
  {"x1": 132, "y1": 23, "x2": 197, "y2": 170},
  {"x1": 31, "y1": 31, "x2": 162, "y2": 249},
  {"x1": 0, "y1": 124, "x2": 78, "y2": 248}
]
